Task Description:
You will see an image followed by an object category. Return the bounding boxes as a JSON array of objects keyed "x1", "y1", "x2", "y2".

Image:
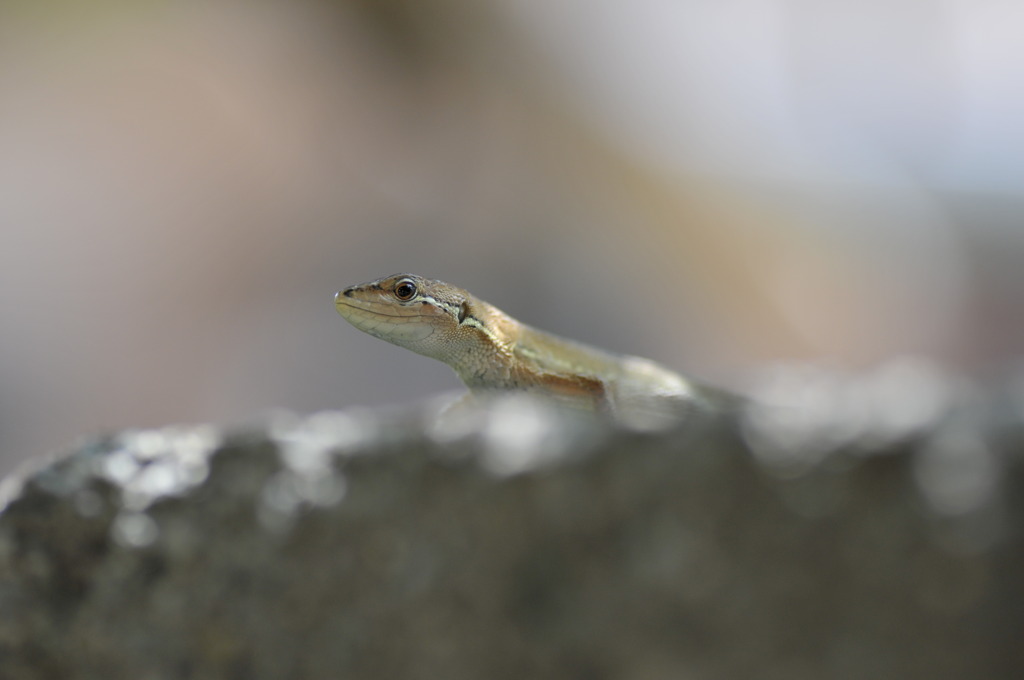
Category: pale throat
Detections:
[{"x1": 440, "y1": 316, "x2": 517, "y2": 389}]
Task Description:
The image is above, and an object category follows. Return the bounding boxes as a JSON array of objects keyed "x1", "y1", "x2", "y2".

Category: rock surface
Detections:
[{"x1": 0, "y1": 382, "x2": 1021, "y2": 679}]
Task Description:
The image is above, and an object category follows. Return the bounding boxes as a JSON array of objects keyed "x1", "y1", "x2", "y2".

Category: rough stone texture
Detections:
[{"x1": 0, "y1": 379, "x2": 1021, "y2": 680}]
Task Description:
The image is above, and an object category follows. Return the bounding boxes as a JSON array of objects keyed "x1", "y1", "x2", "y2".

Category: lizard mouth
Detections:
[
  {"x1": 334, "y1": 290, "x2": 380, "y2": 313},
  {"x1": 335, "y1": 295, "x2": 416, "y2": 319},
  {"x1": 334, "y1": 292, "x2": 433, "y2": 329},
  {"x1": 335, "y1": 294, "x2": 436, "y2": 345}
]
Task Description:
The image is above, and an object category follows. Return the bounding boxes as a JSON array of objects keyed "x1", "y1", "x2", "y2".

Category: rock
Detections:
[{"x1": 0, "y1": 384, "x2": 1021, "y2": 679}]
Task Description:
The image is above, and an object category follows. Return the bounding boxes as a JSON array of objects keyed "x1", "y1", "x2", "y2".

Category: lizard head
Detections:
[{"x1": 335, "y1": 273, "x2": 487, "y2": 361}]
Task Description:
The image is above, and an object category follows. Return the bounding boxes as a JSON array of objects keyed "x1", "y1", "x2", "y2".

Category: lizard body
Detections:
[{"x1": 335, "y1": 273, "x2": 731, "y2": 419}]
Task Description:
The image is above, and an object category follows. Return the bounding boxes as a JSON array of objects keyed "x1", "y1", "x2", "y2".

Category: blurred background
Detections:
[{"x1": 0, "y1": 0, "x2": 1021, "y2": 475}]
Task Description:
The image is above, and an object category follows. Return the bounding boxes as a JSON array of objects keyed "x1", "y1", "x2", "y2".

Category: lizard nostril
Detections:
[{"x1": 343, "y1": 288, "x2": 354, "y2": 298}]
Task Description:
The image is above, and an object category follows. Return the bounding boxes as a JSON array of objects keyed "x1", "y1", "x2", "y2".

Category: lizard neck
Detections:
[
  {"x1": 445, "y1": 298, "x2": 523, "y2": 389},
  {"x1": 446, "y1": 299, "x2": 609, "y2": 408}
]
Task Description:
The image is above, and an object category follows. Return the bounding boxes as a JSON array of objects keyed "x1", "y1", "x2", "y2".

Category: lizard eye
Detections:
[{"x1": 394, "y1": 279, "x2": 417, "y2": 301}]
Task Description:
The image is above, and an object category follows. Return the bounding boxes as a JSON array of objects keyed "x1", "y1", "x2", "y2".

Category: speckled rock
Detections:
[{"x1": 0, "y1": 380, "x2": 1021, "y2": 680}]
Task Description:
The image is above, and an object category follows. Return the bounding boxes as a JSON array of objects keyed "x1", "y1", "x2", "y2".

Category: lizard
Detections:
[{"x1": 334, "y1": 273, "x2": 736, "y2": 423}]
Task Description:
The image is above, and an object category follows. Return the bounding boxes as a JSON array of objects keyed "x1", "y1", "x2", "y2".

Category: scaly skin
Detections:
[{"x1": 335, "y1": 273, "x2": 728, "y2": 415}]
